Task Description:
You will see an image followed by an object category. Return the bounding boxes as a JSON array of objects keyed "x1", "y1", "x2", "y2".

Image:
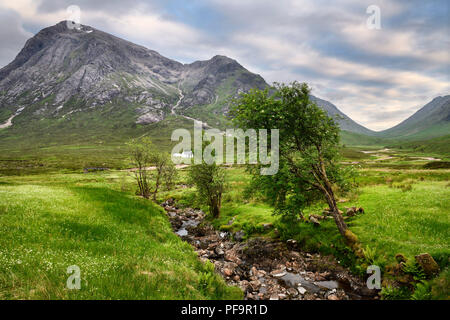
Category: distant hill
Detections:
[
  {"x1": 310, "y1": 96, "x2": 375, "y2": 135},
  {"x1": 377, "y1": 96, "x2": 450, "y2": 140}
]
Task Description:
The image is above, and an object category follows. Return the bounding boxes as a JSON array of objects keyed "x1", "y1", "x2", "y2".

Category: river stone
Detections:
[
  {"x1": 223, "y1": 268, "x2": 233, "y2": 277},
  {"x1": 233, "y1": 230, "x2": 245, "y2": 242},
  {"x1": 287, "y1": 288, "x2": 298, "y2": 296},
  {"x1": 272, "y1": 271, "x2": 287, "y2": 278},
  {"x1": 298, "y1": 286, "x2": 307, "y2": 295},
  {"x1": 269, "y1": 294, "x2": 279, "y2": 300},
  {"x1": 214, "y1": 246, "x2": 225, "y2": 256}
]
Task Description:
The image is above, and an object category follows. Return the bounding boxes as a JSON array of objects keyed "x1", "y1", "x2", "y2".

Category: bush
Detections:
[
  {"x1": 189, "y1": 162, "x2": 226, "y2": 218},
  {"x1": 411, "y1": 281, "x2": 432, "y2": 300},
  {"x1": 402, "y1": 260, "x2": 426, "y2": 281},
  {"x1": 430, "y1": 268, "x2": 450, "y2": 300},
  {"x1": 423, "y1": 161, "x2": 450, "y2": 169},
  {"x1": 381, "y1": 285, "x2": 412, "y2": 300}
]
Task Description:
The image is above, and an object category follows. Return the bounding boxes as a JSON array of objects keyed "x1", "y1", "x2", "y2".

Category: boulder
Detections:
[
  {"x1": 309, "y1": 216, "x2": 321, "y2": 226},
  {"x1": 395, "y1": 253, "x2": 407, "y2": 264},
  {"x1": 249, "y1": 280, "x2": 261, "y2": 291},
  {"x1": 286, "y1": 239, "x2": 297, "y2": 247},
  {"x1": 415, "y1": 253, "x2": 440, "y2": 277},
  {"x1": 223, "y1": 268, "x2": 233, "y2": 277},
  {"x1": 263, "y1": 223, "x2": 274, "y2": 230},
  {"x1": 287, "y1": 288, "x2": 298, "y2": 297},
  {"x1": 298, "y1": 286, "x2": 307, "y2": 295},
  {"x1": 272, "y1": 271, "x2": 287, "y2": 278},
  {"x1": 233, "y1": 230, "x2": 245, "y2": 242},
  {"x1": 278, "y1": 293, "x2": 287, "y2": 300},
  {"x1": 214, "y1": 246, "x2": 225, "y2": 256},
  {"x1": 346, "y1": 207, "x2": 357, "y2": 217}
]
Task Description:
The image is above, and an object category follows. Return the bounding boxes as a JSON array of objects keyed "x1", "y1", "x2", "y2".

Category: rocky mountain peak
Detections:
[{"x1": 0, "y1": 21, "x2": 377, "y2": 135}]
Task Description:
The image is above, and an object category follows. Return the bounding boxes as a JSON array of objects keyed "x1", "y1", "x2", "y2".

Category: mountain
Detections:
[
  {"x1": 310, "y1": 96, "x2": 375, "y2": 135},
  {"x1": 377, "y1": 96, "x2": 450, "y2": 140},
  {"x1": 0, "y1": 21, "x2": 373, "y2": 146},
  {"x1": 0, "y1": 21, "x2": 267, "y2": 126}
]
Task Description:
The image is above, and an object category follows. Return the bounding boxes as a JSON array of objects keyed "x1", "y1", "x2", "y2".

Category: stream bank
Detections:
[{"x1": 162, "y1": 199, "x2": 378, "y2": 300}]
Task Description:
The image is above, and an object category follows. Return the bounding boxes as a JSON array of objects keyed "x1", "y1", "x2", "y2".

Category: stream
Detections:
[{"x1": 162, "y1": 199, "x2": 378, "y2": 300}]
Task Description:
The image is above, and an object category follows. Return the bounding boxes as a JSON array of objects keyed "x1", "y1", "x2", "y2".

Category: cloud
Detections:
[
  {"x1": 0, "y1": 0, "x2": 448, "y2": 130},
  {"x1": 0, "y1": 8, "x2": 33, "y2": 67}
]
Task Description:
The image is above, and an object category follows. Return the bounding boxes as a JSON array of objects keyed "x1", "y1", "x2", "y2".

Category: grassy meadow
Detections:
[
  {"x1": 0, "y1": 172, "x2": 242, "y2": 299},
  {"x1": 0, "y1": 138, "x2": 449, "y2": 299}
]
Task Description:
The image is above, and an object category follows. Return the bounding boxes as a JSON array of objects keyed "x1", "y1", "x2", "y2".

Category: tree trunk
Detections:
[
  {"x1": 315, "y1": 160, "x2": 349, "y2": 238},
  {"x1": 210, "y1": 196, "x2": 220, "y2": 218},
  {"x1": 212, "y1": 204, "x2": 220, "y2": 218},
  {"x1": 153, "y1": 166, "x2": 163, "y2": 201},
  {"x1": 326, "y1": 195, "x2": 348, "y2": 238}
]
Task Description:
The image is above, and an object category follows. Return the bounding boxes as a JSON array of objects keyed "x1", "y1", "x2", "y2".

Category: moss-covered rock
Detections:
[
  {"x1": 395, "y1": 253, "x2": 407, "y2": 264},
  {"x1": 415, "y1": 253, "x2": 440, "y2": 277}
]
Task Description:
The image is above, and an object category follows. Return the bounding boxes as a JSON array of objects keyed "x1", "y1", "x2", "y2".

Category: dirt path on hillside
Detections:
[
  {"x1": 0, "y1": 107, "x2": 25, "y2": 129},
  {"x1": 170, "y1": 84, "x2": 212, "y2": 129},
  {"x1": 124, "y1": 164, "x2": 190, "y2": 172}
]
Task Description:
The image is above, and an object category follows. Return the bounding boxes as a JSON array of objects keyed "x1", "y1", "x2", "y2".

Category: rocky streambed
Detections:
[{"x1": 162, "y1": 199, "x2": 378, "y2": 300}]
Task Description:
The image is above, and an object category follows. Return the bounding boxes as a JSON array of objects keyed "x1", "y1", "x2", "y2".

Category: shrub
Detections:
[
  {"x1": 402, "y1": 260, "x2": 426, "y2": 281},
  {"x1": 411, "y1": 281, "x2": 432, "y2": 300},
  {"x1": 381, "y1": 285, "x2": 411, "y2": 300}
]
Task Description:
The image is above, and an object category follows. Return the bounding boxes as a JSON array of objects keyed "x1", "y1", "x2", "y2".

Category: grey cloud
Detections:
[{"x1": 0, "y1": 9, "x2": 32, "y2": 68}]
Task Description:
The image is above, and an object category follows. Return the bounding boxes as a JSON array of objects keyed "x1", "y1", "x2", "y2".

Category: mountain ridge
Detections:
[
  {"x1": 376, "y1": 95, "x2": 450, "y2": 140},
  {"x1": 0, "y1": 21, "x2": 447, "y2": 143}
]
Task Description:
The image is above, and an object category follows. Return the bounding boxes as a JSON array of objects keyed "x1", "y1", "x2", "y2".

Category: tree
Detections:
[
  {"x1": 127, "y1": 137, "x2": 176, "y2": 200},
  {"x1": 127, "y1": 137, "x2": 153, "y2": 199},
  {"x1": 162, "y1": 160, "x2": 178, "y2": 191},
  {"x1": 188, "y1": 137, "x2": 226, "y2": 218},
  {"x1": 230, "y1": 82, "x2": 353, "y2": 238},
  {"x1": 189, "y1": 161, "x2": 226, "y2": 218}
]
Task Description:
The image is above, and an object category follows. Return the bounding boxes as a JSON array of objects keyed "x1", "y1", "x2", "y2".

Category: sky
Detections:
[{"x1": 0, "y1": 0, "x2": 448, "y2": 131}]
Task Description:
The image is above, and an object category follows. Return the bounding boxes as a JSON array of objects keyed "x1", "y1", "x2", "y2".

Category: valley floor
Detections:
[{"x1": 0, "y1": 146, "x2": 449, "y2": 299}]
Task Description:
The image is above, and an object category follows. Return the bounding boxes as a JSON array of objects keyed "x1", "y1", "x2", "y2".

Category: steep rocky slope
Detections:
[{"x1": 0, "y1": 21, "x2": 375, "y2": 140}]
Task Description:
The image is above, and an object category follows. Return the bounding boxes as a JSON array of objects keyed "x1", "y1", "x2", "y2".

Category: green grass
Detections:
[
  {"x1": 0, "y1": 172, "x2": 242, "y2": 300},
  {"x1": 171, "y1": 164, "x2": 449, "y2": 278},
  {"x1": 0, "y1": 115, "x2": 196, "y2": 174},
  {"x1": 386, "y1": 134, "x2": 450, "y2": 155},
  {"x1": 1, "y1": 131, "x2": 449, "y2": 299},
  {"x1": 349, "y1": 181, "x2": 450, "y2": 263}
]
